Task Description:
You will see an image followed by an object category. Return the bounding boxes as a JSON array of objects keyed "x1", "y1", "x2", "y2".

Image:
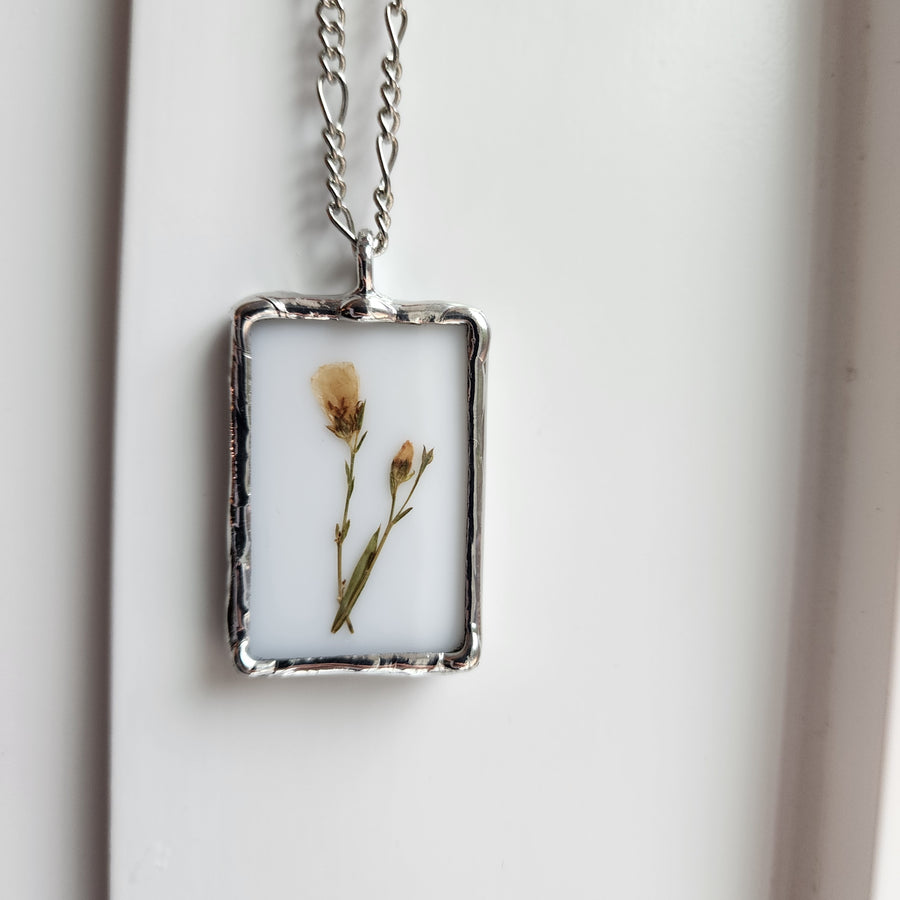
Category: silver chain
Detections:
[{"x1": 316, "y1": 0, "x2": 408, "y2": 256}]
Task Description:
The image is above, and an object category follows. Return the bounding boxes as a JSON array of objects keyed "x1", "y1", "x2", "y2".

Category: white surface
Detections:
[
  {"x1": 874, "y1": 568, "x2": 900, "y2": 900},
  {"x1": 112, "y1": 1, "x2": 823, "y2": 896},
  {"x1": 1, "y1": 2, "x2": 127, "y2": 898},
  {"x1": 6, "y1": 0, "x2": 900, "y2": 898},
  {"x1": 248, "y1": 319, "x2": 468, "y2": 658}
]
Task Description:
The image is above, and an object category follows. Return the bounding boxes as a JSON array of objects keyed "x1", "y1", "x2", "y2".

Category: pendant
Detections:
[{"x1": 228, "y1": 232, "x2": 488, "y2": 675}]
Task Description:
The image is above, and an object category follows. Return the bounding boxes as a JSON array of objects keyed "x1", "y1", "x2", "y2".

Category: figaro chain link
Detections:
[{"x1": 316, "y1": 0, "x2": 408, "y2": 256}]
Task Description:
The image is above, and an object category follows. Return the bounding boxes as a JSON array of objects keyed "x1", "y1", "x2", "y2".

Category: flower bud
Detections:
[{"x1": 390, "y1": 440, "x2": 415, "y2": 494}]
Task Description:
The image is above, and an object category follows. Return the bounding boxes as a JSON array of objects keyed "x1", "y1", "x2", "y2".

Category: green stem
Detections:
[
  {"x1": 334, "y1": 433, "x2": 360, "y2": 634},
  {"x1": 395, "y1": 462, "x2": 427, "y2": 521},
  {"x1": 331, "y1": 466, "x2": 424, "y2": 633}
]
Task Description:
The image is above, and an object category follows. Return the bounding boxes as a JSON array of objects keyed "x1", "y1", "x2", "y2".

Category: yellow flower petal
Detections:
[
  {"x1": 311, "y1": 362, "x2": 359, "y2": 411},
  {"x1": 311, "y1": 362, "x2": 362, "y2": 440}
]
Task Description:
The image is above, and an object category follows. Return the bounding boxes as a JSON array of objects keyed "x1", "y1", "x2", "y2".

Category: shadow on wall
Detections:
[
  {"x1": 80, "y1": 1, "x2": 132, "y2": 899},
  {"x1": 771, "y1": 0, "x2": 900, "y2": 897}
]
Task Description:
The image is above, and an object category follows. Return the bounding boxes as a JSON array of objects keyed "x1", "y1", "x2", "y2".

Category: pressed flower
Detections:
[
  {"x1": 390, "y1": 440, "x2": 415, "y2": 494},
  {"x1": 311, "y1": 360, "x2": 435, "y2": 635},
  {"x1": 332, "y1": 442, "x2": 436, "y2": 633},
  {"x1": 311, "y1": 362, "x2": 363, "y2": 441}
]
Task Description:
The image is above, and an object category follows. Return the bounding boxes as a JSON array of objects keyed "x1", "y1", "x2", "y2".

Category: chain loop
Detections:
[{"x1": 316, "y1": 0, "x2": 407, "y2": 256}]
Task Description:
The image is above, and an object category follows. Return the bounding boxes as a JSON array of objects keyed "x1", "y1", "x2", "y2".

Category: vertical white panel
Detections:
[
  {"x1": 0, "y1": 2, "x2": 128, "y2": 898},
  {"x1": 111, "y1": 2, "x2": 836, "y2": 897}
]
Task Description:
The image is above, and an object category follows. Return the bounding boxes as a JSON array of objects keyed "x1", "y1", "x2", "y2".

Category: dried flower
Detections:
[
  {"x1": 390, "y1": 440, "x2": 415, "y2": 494},
  {"x1": 332, "y1": 440, "x2": 436, "y2": 633},
  {"x1": 311, "y1": 360, "x2": 436, "y2": 635},
  {"x1": 311, "y1": 362, "x2": 363, "y2": 441}
]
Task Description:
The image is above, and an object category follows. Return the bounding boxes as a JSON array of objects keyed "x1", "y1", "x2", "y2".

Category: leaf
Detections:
[
  {"x1": 345, "y1": 460, "x2": 351, "y2": 482},
  {"x1": 334, "y1": 523, "x2": 341, "y2": 542},
  {"x1": 333, "y1": 527, "x2": 380, "y2": 632},
  {"x1": 356, "y1": 431, "x2": 368, "y2": 452},
  {"x1": 356, "y1": 401, "x2": 366, "y2": 430},
  {"x1": 393, "y1": 507, "x2": 414, "y2": 524},
  {"x1": 341, "y1": 520, "x2": 350, "y2": 540},
  {"x1": 348, "y1": 477, "x2": 355, "y2": 499},
  {"x1": 347, "y1": 528, "x2": 379, "y2": 591}
]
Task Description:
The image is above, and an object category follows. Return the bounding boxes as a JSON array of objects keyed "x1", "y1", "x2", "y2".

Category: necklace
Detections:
[{"x1": 228, "y1": 1, "x2": 489, "y2": 676}]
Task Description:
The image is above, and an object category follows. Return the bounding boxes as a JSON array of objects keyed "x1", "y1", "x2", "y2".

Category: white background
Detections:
[
  {"x1": 248, "y1": 319, "x2": 469, "y2": 659},
  {"x1": 4, "y1": 1, "x2": 900, "y2": 898}
]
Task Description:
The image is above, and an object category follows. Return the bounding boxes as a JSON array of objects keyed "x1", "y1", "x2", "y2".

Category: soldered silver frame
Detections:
[{"x1": 228, "y1": 248, "x2": 488, "y2": 676}]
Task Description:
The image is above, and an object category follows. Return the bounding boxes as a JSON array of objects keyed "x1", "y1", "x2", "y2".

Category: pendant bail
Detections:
[
  {"x1": 342, "y1": 228, "x2": 393, "y2": 318},
  {"x1": 355, "y1": 229, "x2": 376, "y2": 296}
]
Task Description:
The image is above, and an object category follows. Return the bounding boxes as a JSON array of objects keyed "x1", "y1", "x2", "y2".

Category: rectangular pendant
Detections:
[{"x1": 228, "y1": 287, "x2": 488, "y2": 675}]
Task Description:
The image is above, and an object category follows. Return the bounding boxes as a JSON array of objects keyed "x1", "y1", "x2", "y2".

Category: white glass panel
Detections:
[{"x1": 247, "y1": 317, "x2": 469, "y2": 658}]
